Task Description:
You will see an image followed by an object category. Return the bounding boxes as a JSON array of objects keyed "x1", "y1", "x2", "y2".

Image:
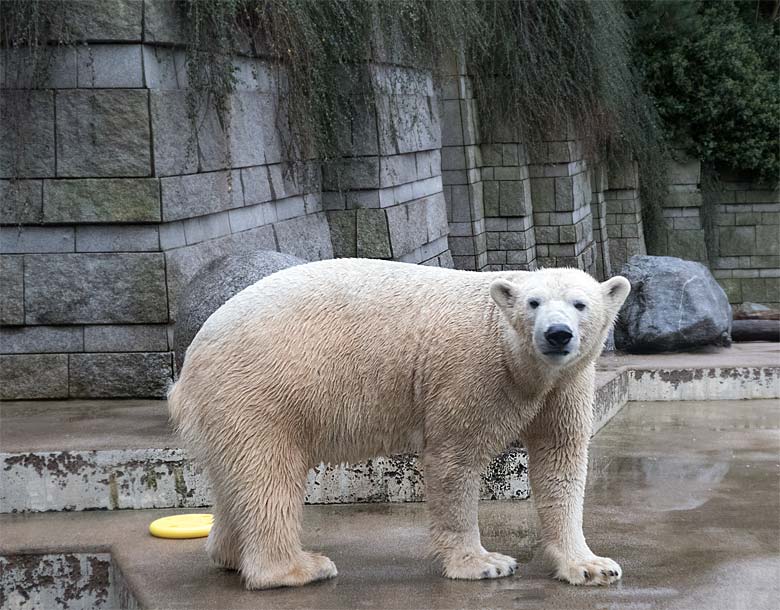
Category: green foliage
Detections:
[{"x1": 628, "y1": 0, "x2": 779, "y2": 183}]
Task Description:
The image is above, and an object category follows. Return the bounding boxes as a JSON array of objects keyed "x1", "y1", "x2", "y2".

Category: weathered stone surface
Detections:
[
  {"x1": 0, "y1": 180, "x2": 43, "y2": 224},
  {"x1": 44, "y1": 179, "x2": 161, "y2": 224},
  {"x1": 386, "y1": 199, "x2": 428, "y2": 258},
  {"x1": 718, "y1": 226, "x2": 755, "y2": 256},
  {"x1": 84, "y1": 324, "x2": 169, "y2": 353},
  {"x1": 76, "y1": 225, "x2": 160, "y2": 252},
  {"x1": 69, "y1": 352, "x2": 172, "y2": 398},
  {"x1": 0, "y1": 354, "x2": 68, "y2": 399},
  {"x1": 0, "y1": 226, "x2": 74, "y2": 253},
  {"x1": 161, "y1": 171, "x2": 243, "y2": 222},
  {"x1": 143, "y1": 0, "x2": 187, "y2": 45},
  {"x1": 323, "y1": 158, "x2": 380, "y2": 191},
  {"x1": 24, "y1": 253, "x2": 167, "y2": 324},
  {"x1": 174, "y1": 250, "x2": 304, "y2": 370},
  {"x1": 0, "y1": 91, "x2": 55, "y2": 178},
  {"x1": 273, "y1": 213, "x2": 334, "y2": 261},
  {"x1": 666, "y1": 230, "x2": 708, "y2": 263},
  {"x1": 425, "y1": 192, "x2": 449, "y2": 242},
  {"x1": 327, "y1": 210, "x2": 357, "y2": 258},
  {"x1": 0, "y1": 47, "x2": 77, "y2": 89},
  {"x1": 0, "y1": 255, "x2": 23, "y2": 325},
  {"x1": 356, "y1": 209, "x2": 391, "y2": 258},
  {"x1": 0, "y1": 326, "x2": 83, "y2": 354},
  {"x1": 66, "y1": 0, "x2": 143, "y2": 41},
  {"x1": 149, "y1": 90, "x2": 198, "y2": 176},
  {"x1": 165, "y1": 225, "x2": 277, "y2": 318},
  {"x1": 76, "y1": 44, "x2": 143, "y2": 88},
  {"x1": 615, "y1": 255, "x2": 732, "y2": 353},
  {"x1": 56, "y1": 90, "x2": 151, "y2": 177}
]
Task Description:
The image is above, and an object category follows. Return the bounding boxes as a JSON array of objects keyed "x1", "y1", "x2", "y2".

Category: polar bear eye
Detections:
[
  {"x1": 574, "y1": 302, "x2": 587, "y2": 311},
  {"x1": 528, "y1": 299, "x2": 540, "y2": 309}
]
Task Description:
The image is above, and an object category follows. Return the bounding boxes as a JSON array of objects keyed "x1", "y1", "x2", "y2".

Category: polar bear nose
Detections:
[{"x1": 544, "y1": 324, "x2": 573, "y2": 347}]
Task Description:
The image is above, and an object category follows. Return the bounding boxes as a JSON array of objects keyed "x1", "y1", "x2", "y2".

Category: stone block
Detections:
[
  {"x1": 0, "y1": 326, "x2": 83, "y2": 354},
  {"x1": 0, "y1": 255, "x2": 23, "y2": 325},
  {"x1": 76, "y1": 44, "x2": 143, "y2": 88},
  {"x1": 530, "y1": 178, "x2": 555, "y2": 212},
  {"x1": 224, "y1": 92, "x2": 276, "y2": 168},
  {"x1": 607, "y1": 160, "x2": 639, "y2": 190},
  {"x1": 161, "y1": 170, "x2": 242, "y2": 222},
  {"x1": 441, "y1": 147, "x2": 466, "y2": 170},
  {"x1": 149, "y1": 90, "x2": 198, "y2": 176},
  {"x1": 228, "y1": 202, "x2": 274, "y2": 234},
  {"x1": 24, "y1": 253, "x2": 167, "y2": 324},
  {"x1": 718, "y1": 226, "x2": 756, "y2": 257},
  {"x1": 158, "y1": 222, "x2": 186, "y2": 250},
  {"x1": 667, "y1": 230, "x2": 708, "y2": 263},
  {"x1": 84, "y1": 324, "x2": 168, "y2": 352},
  {"x1": 499, "y1": 181, "x2": 527, "y2": 217},
  {"x1": 164, "y1": 225, "x2": 276, "y2": 319},
  {"x1": 273, "y1": 213, "x2": 333, "y2": 261},
  {"x1": 327, "y1": 210, "x2": 357, "y2": 258},
  {"x1": 67, "y1": 0, "x2": 143, "y2": 41},
  {"x1": 554, "y1": 176, "x2": 575, "y2": 212},
  {"x1": 56, "y1": 90, "x2": 151, "y2": 177},
  {"x1": 667, "y1": 155, "x2": 701, "y2": 185},
  {"x1": 241, "y1": 166, "x2": 273, "y2": 206},
  {"x1": 740, "y1": 278, "x2": 780, "y2": 304},
  {"x1": 717, "y1": 278, "x2": 741, "y2": 303},
  {"x1": 379, "y1": 154, "x2": 418, "y2": 188},
  {"x1": 0, "y1": 91, "x2": 55, "y2": 178},
  {"x1": 143, "y1": 0, "x2": 187, "y2": 45},
  {"x1": 182, "y1": 211, "x2": 232, "y2": 245},
  {"x1": 75, "y1": 225, "x2": 160, "y2": 252},
  {"x1": 357, "y1": 209, "x2": 391, "y2": 258},
  {"x1": 425, "y1": 193, "x2": 449, "y2": 242},
  {"x1": 69, "y1": 352, "x2": 172, "y2": 398},
  {"x1": 43, "y1": 178, "x2": 160, "y2": 223},
  {"x1": 142, "y1": 46, "x2": 180, "y2": 89},
  {"x1": 483, "y1": 182, "x2": 499, "y2": 217},
  {"x1": 323, "y1": 158, "x2": 380, "y2": 191},
  {"x1": 0, "y1": 180, "x2": 43, "y2": 224},
  {"x1": 440, "y1": 100, "x2": 463, "y2": 147},
  {"x1": 1, "y1": 46, "x2": 78, "y2": 89},
  {"x1": 386, "y1": 199, "x2": 428, "y2": 258},
  {"x1": 0, "y1": 226, "x2": 74, "y2": 253},
  {"x1": 448, "y1": 185, "x2": 471, "y2": 223},
  {"x1": 756, "y1": 226, "x2": 780, "y2": 256},
  {"x1": 0, "y1": 354, "x2": 68, "y2": 399}
]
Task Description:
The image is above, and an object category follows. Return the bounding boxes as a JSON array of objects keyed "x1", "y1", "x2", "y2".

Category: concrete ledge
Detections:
[{"x1": 1, "y1": 345, "x2": 778, "y2": 513}]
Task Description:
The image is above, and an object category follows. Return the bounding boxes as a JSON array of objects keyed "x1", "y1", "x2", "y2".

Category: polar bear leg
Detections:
[
  {"x1": 205, "y1": 497, "x2": 240, "y2": 570},
  {"x1": 227, "y1": 442, "x2": 338, "y2": 589},
  {"x1": 424, "y1": 449, "x2": 518, "y2": 580},
  {"x1": 524, "y1": 382, "x2": 622, "y2": 586}
]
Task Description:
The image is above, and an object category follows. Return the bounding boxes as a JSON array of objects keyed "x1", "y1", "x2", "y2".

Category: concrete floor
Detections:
[{"x1": 2, "y1": 398, "x2": 779, "y2": 609}]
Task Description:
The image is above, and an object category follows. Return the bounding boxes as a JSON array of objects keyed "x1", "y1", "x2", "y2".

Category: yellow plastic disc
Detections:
[{"x1": 149, "y1": 514, "x2": 213, "y2": 539}]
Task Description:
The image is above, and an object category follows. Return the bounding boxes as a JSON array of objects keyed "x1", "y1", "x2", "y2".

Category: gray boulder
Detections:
[
  {"x1": 174, "y1": 250, "x2": 304, "y2": 371},
  {"x1": 614, "y1": 255, "x2": 732, "y2": 353}
]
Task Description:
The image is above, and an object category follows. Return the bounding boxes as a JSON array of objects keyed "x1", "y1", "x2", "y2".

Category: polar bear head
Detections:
[{"x1": 490, "y1": 268, "x2": 630, "y2": 368}]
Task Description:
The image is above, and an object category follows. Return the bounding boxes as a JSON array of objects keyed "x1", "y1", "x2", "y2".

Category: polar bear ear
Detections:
[
  {"x1": 490, "y1": 279, "x2": 519, "y2": 315},
  {"x1": 602, "y1": 276, "x2": 631, "y2": 311}
]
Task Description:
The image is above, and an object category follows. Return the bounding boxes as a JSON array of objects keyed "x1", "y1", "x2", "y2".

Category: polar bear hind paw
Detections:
[
  {"x1": 554, "y1": 555, "x2": 622, "y2": 586},
  {"x1": 444, "y1": 551, "x2": 518, "y2": 580}
]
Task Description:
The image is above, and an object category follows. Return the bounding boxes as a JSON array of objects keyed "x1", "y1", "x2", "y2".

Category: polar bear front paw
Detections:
[
  {"x1": 553, "y1": 555, "x2": 622, "y2": 586},
  {"x1": 243, "y1": 552, "x2": 338, "y2": 589},
  {"x1": 443, "y1": 551, "x2": 518, "y2": 580}
]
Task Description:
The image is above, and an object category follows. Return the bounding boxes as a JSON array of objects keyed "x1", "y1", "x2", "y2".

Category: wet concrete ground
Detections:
[{"x1": 2, "y1": 398, "x2": 779, "y2": 609}]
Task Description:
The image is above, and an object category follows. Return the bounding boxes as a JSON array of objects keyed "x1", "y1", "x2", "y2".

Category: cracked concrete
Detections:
[{"x1": 2, "y1": 398, "x2": 778, "y2": 609}]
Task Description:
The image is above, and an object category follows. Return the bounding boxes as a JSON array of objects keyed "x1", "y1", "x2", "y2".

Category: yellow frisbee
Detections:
[{"x1": 149, "y1": 513, "x2": 213, "y2": 539}]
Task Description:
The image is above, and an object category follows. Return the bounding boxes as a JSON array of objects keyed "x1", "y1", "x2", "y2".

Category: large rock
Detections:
[
  {"x1": 615, "y1": 255, "x2": 732, "y2": 353},
  {"x1": 174, "y1": 250, "x2": 304, "y2": 371}
]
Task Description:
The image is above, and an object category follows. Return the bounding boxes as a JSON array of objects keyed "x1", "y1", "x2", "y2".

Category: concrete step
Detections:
[
  {"x1": 1, "y1": 344, "x2": 778, "y2": 513},
  {"x1": 2, "y1": 398, "x2": 778, "y2": 610}
]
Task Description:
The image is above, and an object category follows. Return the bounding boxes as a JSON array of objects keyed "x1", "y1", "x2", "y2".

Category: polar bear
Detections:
[{"x1": 168, "y1": 258, "x2": 630, "y2": 590}]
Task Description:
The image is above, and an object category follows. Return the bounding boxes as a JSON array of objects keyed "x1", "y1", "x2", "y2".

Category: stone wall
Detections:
[{"x1": 657, "y1": 156, "x2": 780, "y2": 308}]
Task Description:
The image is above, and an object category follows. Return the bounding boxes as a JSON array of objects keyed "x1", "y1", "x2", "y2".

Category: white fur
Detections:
[{"x1": 169, "y1": 258, "x2": 630, "y2": 589}]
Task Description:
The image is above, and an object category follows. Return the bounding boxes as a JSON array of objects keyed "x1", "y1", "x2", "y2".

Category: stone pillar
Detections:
[
  {"x1": 660, "y1": 154, "x2": 707, "y2": 263},
  {"x1": 481, "y1": 141, "x2": 537, "y2": 271},
  {"x1": 604, "y1": 160, "x2": 646, "y2": 271},
  {"x1": 528, "y1": 135, "x2": 596, "y2": 272},
  {"x1": 590, "y1": 164, "x2": 612, "y2": 280},
  {"x1": 439, "y1": 58, "x2": 486, "y2": 270},
  {"x1": 325, "y1": 64, "x2": 450, "y2": 267}
]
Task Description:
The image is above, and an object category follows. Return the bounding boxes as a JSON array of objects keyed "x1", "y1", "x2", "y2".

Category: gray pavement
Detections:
[{"x1": 2, "y1": 398, "x2": 779, "y2": 609}]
